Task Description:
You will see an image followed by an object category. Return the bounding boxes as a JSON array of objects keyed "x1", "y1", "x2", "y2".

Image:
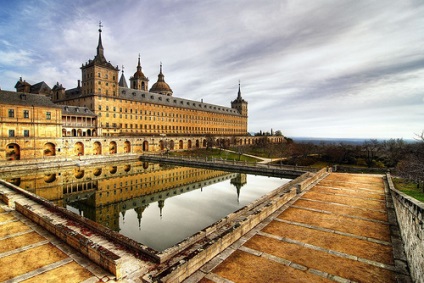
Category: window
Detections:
[
  {"x1": 23, "y1": 110, "x2": 29, "y2": 118},
  {"x1": 46, "y1": 112, "x2": 51, "y2": 120},
  {"x1": 8, "y1": 130, "x2": 15, "y2": 137},
  {"x1": 8, "y1": 109, "x2": 14, "y2": 118},
  {"x1": 23, "y1": 130, "x2": 29, "y2": 137}
]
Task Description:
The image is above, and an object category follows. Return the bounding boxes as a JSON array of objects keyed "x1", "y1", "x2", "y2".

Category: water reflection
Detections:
[{"x1": 1, "y1": 161, "x2": 289, "y2": 251}]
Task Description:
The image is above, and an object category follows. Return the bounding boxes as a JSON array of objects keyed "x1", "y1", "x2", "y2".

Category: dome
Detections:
[
  {"x1": 149, "y1": 64, "x2": 173, "y2": 96},
  {"x1": 150, "y1": 81, "x2": 173, "y2": 94},
  {"x1": 132, "y1": 55, "x2": 147, "y2": 80}
]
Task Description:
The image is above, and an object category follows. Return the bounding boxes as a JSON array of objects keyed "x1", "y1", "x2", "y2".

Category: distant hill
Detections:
[{"x1": 291, "y1": 137, "x2": 416, "y2": 145}]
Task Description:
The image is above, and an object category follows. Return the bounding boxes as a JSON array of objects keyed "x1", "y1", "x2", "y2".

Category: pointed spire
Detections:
[
  {"x1": 119, "y1": 65, "x2": 128, "y2": 88},
  {"x1": 157, "y1": 62, "x2": 165, "y2": 82},
  {"x1": 137, "y1": 53, "x2": 142, "y2": 72},
  {"x1": 158, "y1": 200, "x2": 165, "y2": 219},
  {"x1": 237, "y1": 80, "x2": 242, "y2": 99},
  {"x1": 97, "y1": 21, "x2": 104, "y2": 58}
]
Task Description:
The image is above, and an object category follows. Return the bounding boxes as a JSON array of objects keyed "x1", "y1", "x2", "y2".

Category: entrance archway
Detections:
[
  {"x1": 74, "y1": 169, "x2": 84, "y2": 179},
  {"x1": 109, "y1": 141, "x2": 117, "y2": 154},
  {"x1": 44, "y1": 143, "x2": 56, "y2": 157},
  {"x1": 93, "y1": 142, "x2": 102, "y2": 155},
  {"x1": 179, "y1": 140, "x2": 183, "y2": 150},
  {"x1": 6, "y1": 143, "x2": 20, "y2": 160},
  {"x1": 195, "y1": 140, "x2": 200, "y2": 148},
  {"x1": 124, "y1": 141, "x2": 131, "y2": 153},
  {"x1": 169, "y1": 140, "x2": 175, "y2": 150},
  {"x1": 44, "y1": 174, "x2": 56, "y2": 183},
  {"x1": 74, "y1": 142, "x2": 84, "y2": 156},
  {"x1": 142, "y1": 141, "x2": 149, "y2": 152},
  {"x1": 187, "y1": 140, "x2": 192, "y2": 149}
]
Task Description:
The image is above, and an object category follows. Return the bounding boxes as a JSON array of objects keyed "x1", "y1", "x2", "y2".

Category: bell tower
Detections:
[
  {"x1": 129, "y1": 54, "x2": 149, "y2": 91},
  {"x1": 231, "y1": 81, "x2": 248, "y2": 117},
  {"x1": 80, "y1": 22, "x2": 119, "y2": 96}
]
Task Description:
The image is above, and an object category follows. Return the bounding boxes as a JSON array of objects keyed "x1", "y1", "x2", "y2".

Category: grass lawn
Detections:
[
  {"x1": 393, "y1": 177, "x2": 424, "y2": 203},
  {"x1": 169, "y1": 148, "x2": 260, "y2": 163}
]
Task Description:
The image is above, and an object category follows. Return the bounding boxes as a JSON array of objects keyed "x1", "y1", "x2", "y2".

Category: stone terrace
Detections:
[
  {"x1": 0, "y1": 173, "x2": 411, "y2": 282},
  {"x1": 187, "y1": 173, "x2": 411, "y2": 283}
]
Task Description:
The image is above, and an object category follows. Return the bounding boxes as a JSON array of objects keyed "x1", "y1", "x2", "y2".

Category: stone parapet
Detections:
[
  {"x1": 386, "y1": 173, "x2": 423, "y2": 283},
  {"x1": 0, "y1": 183, "x2": 124, "y2": 279}
]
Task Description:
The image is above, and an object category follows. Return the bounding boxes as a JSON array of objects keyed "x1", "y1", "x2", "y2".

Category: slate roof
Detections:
[
  {"x1": 0, "y1": 90, "x2": 62, "y2": 108},
  {"x1": 119, "y1": 72, "x2": 128, "y2": 88},
  {"x1": 30, "y1": 81, "x2": 51, "y2": 94},
  {"x1": 118, "y1": 87, "x2": 241, "y2": 116},
  {"x1": 62, "y1": 105, "x2": 96, "y2": 117}
]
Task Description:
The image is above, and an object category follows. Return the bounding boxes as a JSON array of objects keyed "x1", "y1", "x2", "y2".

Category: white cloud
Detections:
[{"x1": 0, "y1": 0, "x2": 423, "y2": 139}]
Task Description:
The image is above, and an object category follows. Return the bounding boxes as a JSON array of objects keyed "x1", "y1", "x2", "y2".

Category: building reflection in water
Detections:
[{"x1": 2, "y1": 161, "x2": 288, "y2": 251}]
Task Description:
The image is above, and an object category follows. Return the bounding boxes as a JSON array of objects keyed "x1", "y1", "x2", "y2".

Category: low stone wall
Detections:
[
  {"x1": 0, "y1": 153, "x2": 139, "y2": 173},
  {"x1": 387, "y1": 173, "x2": 424, "y2": 283},
  {"x1": 139, "y1": 154, "x2": 315, "y2": 178},
  {"x1": 0, "y1": 181, "x2": 123, "y2": 279}
]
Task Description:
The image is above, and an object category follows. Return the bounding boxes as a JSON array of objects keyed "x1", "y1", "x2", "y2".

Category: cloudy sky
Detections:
[{"x1": 0, "y1": 0, "x2": 423, "y2": 139}]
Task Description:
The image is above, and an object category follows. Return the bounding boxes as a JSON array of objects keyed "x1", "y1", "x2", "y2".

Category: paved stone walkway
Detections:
[
  {"x1": 0, "y1": 201, "x2": 108, "y2": 283},
  {"x1": 186, "y1": 173, "x2": 410, "y2": 283}
]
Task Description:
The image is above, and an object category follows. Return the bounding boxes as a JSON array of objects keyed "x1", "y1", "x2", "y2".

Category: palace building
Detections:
[
  {"x1": 52, "y1": 25, "x2": 248, "y2": 137},
  {"x1": 0, "y1": 24, "x2": 284, "y2": 161}
]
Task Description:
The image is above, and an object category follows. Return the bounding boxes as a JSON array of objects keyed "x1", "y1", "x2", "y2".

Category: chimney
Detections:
[{"x1": 78, "y1": 80, "x2": 81, "y2": 88}]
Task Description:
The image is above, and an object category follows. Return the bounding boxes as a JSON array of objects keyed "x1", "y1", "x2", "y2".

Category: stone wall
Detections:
[{"x1": 387, "y1": 173, "x2": 424, "y2": 283}]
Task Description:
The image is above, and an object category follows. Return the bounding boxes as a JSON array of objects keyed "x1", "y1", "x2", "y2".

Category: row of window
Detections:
[
  {"x1": 6, "y1": 109, "x2": 51, "y2": 120},
  {"x1": 8, "y1": 129, "x2": 30, "y2": 137}
]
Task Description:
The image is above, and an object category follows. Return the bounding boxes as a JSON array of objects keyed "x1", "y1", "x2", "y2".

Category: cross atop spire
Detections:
[
  {"x1": 237, "y1": 80, "x2": 242, "y2": 99},
  {"x1": 99, "y1": 21, "x2": 103, "y2": 32},
  {"x1": 121, "y1": 65, "x2": 124, "y2": 74}
]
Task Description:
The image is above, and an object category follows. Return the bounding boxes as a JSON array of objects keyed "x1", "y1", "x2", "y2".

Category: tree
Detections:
[
  {"x1": 363, "y1": 139, "x2": 380, "y2": 167},
  {"x1": 205, "y1": 134, "x2": 215, "y2": 150},
  {"x1": 395, "y1": 131, "x2": 424, "y2": 189}
]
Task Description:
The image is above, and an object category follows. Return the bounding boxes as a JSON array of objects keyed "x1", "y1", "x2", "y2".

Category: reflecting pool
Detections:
[{"x1": 1, "y1": 161, "x2": 290, "y2": 251}]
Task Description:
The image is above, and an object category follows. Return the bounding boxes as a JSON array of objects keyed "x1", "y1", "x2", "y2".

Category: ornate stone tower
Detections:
[
  {"x1": 129, "y1": 55, "x2": 149, "y2": 91},
  {"x1": 231, "y1": 82, "x2": 248, "y2": 117},
  {"x1": 149, "y1": 63, "x2": 173, "y2": 96},
  {"x1": 52, "y1": 82, "x2": 66, "y2": 101},
  {"x1": 80, "y1": 22, "x2": 119, "y2": 96},
  {"x1": 14, "y1": 77, "x2": 31, "y2": 93}
]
